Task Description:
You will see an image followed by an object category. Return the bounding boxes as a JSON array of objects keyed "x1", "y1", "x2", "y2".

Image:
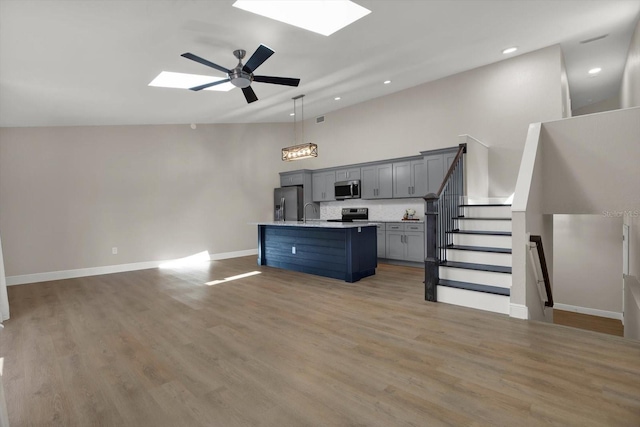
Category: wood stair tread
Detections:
[
  {"x1": 438, "y1": 279, "x2": 510, "y2": 296},
  {"x1": 440, "y1": 260, "x2": 512, "y2": 274},
  {"x1": 444, "y1": 245, "x2": 512, "y2": 254}
]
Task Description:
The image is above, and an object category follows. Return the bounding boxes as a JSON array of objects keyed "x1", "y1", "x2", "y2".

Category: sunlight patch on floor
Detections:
[
  {"x1": 159, "y1": 251, "x2": 211, "y2": 269},
  {"x1": 206, "y1": 271, "x2": 261, "y2": 286}
]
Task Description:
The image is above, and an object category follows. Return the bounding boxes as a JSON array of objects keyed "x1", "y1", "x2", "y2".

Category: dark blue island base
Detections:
[{"x1": 257, "y1": 223, "x2": 377, "y2": 283}]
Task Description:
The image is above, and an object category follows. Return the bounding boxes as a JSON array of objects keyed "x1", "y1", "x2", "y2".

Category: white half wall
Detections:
[
  {"x1": 553, "y1": 215, "x2": 623, "y2": 315},
  {"x1": 541, "y1": 107, "x2": 640, "y2": 214}
]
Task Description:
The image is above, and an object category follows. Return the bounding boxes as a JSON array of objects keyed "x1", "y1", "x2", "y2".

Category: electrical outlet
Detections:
[
  {"x1": 112, "y1": 247, "x2": 118, "y2": 255},
  {"x1": 292, "y1": 246, "x2": 296, "y2": 254}
]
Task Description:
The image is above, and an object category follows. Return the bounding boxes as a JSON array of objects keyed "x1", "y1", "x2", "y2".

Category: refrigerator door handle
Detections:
[{"x1": 280, "y1": 197, "x2": 285, "y2": 221}]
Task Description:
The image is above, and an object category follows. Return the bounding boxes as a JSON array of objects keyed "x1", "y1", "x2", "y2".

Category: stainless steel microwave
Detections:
[{"x1": 334, "y1": 180, "x2": 361, "y2": 200}]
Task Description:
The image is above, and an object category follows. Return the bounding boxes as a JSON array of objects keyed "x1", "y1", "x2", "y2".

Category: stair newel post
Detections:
[{"x1": 424, "y1": 194, "x2": 439, "y2": 302}]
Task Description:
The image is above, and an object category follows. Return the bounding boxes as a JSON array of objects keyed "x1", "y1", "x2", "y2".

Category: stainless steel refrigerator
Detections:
[{"x1": 274, "y1": 186, "x2": 303, "y2": 221}]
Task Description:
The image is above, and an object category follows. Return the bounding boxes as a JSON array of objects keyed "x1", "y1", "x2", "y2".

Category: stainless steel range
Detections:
[{"x1": 326, "y1": 207, "x2": 369, "y2": 222}]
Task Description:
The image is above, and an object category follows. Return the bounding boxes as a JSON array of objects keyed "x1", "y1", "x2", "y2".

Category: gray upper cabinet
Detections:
[
  {"x1": 393, "y1": 159, "x2": 427, "y2": 198},
  {"x1": 361, "y1": 164, "x2": 392, "y2": 199},
  {"x1": 280, "y1": 171, "x2": 304, "y2": 187},
  {"x1": 312, "y1": 171, "x2": 336, "y2": 202},
  {"x1": 335, "y1": 167, "x2": 361, "y2": 182},
  {"x1": 424, "y1": 154, "x2": 445, "y2": 195}
]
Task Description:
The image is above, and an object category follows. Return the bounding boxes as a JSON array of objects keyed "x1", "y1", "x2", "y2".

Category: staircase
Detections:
[{"x1": 437, "y1": 203, "x2": 512, "y2": 314}]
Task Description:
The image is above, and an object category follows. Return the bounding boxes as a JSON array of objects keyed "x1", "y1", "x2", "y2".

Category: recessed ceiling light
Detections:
[
  {"x1": 148, "y1": 71, "x2": 234, "y2": 91},
  {"x1": 384, "y1": 80, "x2": 391, "y2": 84},
  {"x1": 334, "y1": 97, "x2": 341, "y2": 101},
  {"x1": 588, "y1": 67, "x2": 602, "y2": 75},
  {"x1": 502, "y1": 47, "x2": 518, "y2": 54},
  {"x1": 290, "y1": 113, "x2": 295, "y2": 116},
  {"x1": 232, "y1": 0, "x2": 371, "y2": 36}
]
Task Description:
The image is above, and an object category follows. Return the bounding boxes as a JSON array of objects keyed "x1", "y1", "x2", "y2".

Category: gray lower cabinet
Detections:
[
  {"x1": 385, "y1": 222, "x2": 425, "y2": 262},
  {"x1": 312, "y1": 171, "x2": 336, "y2": 201},
  {"x1": 393, "y1": 159, "x2": 427, "y2": 198},
  {"x1": 362, "y1": 164, "x2": 393, "y2": 199},
  {"x1": 375, "y1": 223, "x2": 386, "y2": 258},
  {"x1": 335, "y1": 167, "x2": 361, "y2": 182}
]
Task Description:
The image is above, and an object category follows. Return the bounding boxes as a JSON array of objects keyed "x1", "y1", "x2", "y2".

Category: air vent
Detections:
[
  {"x1": 580, "y1": 34, "x2": 608, "y2": 44},
  {"x1": 316, "y1": 115, "x2": 325, "y2": 124}
]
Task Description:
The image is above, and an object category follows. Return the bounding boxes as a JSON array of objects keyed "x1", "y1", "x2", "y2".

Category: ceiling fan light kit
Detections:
[{"x1": 180, "y1": 44, "x2": 300, "y2": 103}]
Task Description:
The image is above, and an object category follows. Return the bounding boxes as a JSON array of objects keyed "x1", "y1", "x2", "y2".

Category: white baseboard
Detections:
[
  {"x1": 6, "y1": 249, "x2": 258, "y2": 286},
  {"x1": 210, "y1": 249, "x2": 257, "y2": 261},
  {"x1": 554, "y1": 303, "x2": 623, "y2": 321},
  {"x1": 509, "y1": 303, "x2": 529, "y2": 319}
]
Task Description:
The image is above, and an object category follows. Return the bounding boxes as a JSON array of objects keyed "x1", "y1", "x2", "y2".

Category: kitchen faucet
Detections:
[{"x1": 303, "y1": 202, "x2": 317, "y2": 223}]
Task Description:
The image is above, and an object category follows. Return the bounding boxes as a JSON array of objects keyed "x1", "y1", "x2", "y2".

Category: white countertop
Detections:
[{"x1": 256, "y1": 221, "x2": 377, "y2": 228}]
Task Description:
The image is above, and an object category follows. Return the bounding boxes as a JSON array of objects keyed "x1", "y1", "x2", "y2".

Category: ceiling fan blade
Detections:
[
  {"x1": 242, "y1": 86, "x2": 258, "y2": 103},
  {"x1": 189, "y1": 78, "x2": 231, "y2": 91},
  {"x1": 253, "y1": 75, "x2": 300, "y2": 87},
  {"x1": 181, "y1": 52, "x2": 231, "y2": 74},
  {"x1": 243, "y1": 44, "x2": 274, "y2": 73}
]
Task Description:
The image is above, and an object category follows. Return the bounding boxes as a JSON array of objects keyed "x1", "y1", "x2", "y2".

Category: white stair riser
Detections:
[
  {"x1": 445, "y1": 250, "x2": 512, "y2": 267},
  {"x1": 462, "y1": 206, "x2": 511, "y2": 218},
  {"x1": 437, "y1": 286, "x2": 510, "y2": 315},
  {"x1": 439, "y1": 267, "x2": 512, "y2": 288},
  {"x1": 456, "y1": 219, "x2": 512, "y2": 232},
  {"x1": 451, "y1": 234, "x2": 511, "y2": 248}
]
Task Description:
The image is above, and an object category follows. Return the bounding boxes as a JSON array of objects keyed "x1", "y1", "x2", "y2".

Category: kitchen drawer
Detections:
[
  {"x1": 372, "y1": 222, "x2": 386, "y2": 231},
  {"x1": 386, "y1": 223, "x2": 405, "y2": 231},
  {"x1": 404, "y1": 223, "x2": 424, "y2": 232}
]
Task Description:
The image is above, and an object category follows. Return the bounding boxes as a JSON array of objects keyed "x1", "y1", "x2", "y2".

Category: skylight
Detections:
[
  {"x1": 232, "y1": 0, "x2": 371, "y2": 36},
  {"x1": 148, "y1": 71, "x2": 234, "y2": 91}
]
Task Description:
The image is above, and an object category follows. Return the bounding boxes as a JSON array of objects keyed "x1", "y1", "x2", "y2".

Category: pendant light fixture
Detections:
[{"x1": 282, "y1": 94, "x2": 318, "y2": 161}]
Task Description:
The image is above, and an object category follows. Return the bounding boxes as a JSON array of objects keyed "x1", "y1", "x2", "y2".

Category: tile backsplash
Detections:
[{"x1": 320, "y1": 198, "x2": 424, "y2": 221}]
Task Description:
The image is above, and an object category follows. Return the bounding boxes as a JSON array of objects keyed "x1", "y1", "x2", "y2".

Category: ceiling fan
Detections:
[{"x1": 181, "y1": 44, "x2": 300, "y2": 104}]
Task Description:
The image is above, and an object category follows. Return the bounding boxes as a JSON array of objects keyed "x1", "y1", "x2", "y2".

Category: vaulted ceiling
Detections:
[{"x1": 1, "y1": 0, "x2": 639, "y2": 127}]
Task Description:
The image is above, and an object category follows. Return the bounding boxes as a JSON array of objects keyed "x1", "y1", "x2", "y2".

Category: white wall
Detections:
[
  {"x1": 0, "y1": 45, "x2": 565, "y2": 279},
  {"x1": 540, "y1": 107, "x2": 640, "y2": 214},
  {"x1": 297, "y1": 45, "x2": 564, "y2": 197},
  {"x1": 0, "y1": 123, "x2": 289, "y2": 276},
  {"x1": 621, "y1": 17, "x2": 640, "y2": 109},
  {"x1": 553, "y1": 215, "x2": 623, "y2": 315},
  {"x1": 573, "y1": 95, "x2": 621, "y2": 116}
]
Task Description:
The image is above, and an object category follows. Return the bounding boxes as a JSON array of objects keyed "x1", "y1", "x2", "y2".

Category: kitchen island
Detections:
[{"x1": 256, "y1": 222, "x2": 377, "y2": 282}]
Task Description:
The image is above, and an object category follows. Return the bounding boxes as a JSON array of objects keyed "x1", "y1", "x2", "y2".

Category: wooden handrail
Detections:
[
  {"x1": 530, "y1": 235, "x2": 554, "y2": 307},
  {"x1": 435, "y1": 143, "x2": 467, "y2": 197}
]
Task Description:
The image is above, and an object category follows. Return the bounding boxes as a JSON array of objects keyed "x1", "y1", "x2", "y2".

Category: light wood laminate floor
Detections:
[
  {"x1": 554, "y1": 309, "x2": 624, "y2": 337},
  {"x1": 1, "y1": 256, "x2": 639, "y2": 426}
]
